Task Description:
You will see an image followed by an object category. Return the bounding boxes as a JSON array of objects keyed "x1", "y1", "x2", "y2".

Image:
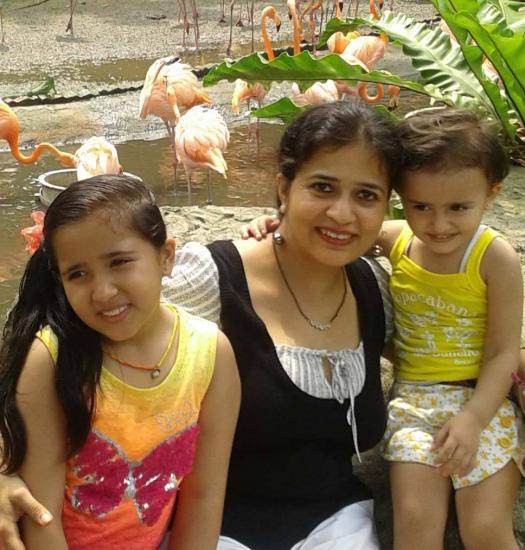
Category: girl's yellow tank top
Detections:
[{"x1": 37, "y1": 304, "x2": 217, "y2": 550}]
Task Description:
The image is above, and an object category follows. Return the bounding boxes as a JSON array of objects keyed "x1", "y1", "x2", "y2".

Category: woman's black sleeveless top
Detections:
[{"x1": 208, "y1": 241, "x2": 386, "y2": 550}]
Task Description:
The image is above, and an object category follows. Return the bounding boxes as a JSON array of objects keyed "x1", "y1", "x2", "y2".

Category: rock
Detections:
[{"x1": 162, "y1": 204, "x2": 525, "y2": 550}]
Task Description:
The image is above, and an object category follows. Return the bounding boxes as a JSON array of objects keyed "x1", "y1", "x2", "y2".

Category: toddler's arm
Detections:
[
  {"x1": 16, "y1": 339, "x2": 68, "y2": 550},
  {"x1": 168, "y1": 331, "x2": 240, "y2": 550},
  {"x1": 434, "y1": 238, "x2": 523, "y2": 477}
]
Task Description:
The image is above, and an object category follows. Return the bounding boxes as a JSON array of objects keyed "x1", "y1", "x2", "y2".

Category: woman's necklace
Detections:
[
  {"x1": 272, "y1": 242, "x2": 347, "y2": 331},
  {"x1": 105, "y1": 310, "x2": 178, "y2": 379}
]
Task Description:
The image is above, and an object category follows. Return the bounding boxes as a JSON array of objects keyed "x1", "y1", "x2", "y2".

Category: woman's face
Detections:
[{"x1": 277, "y1": 141, "x2": 389, "y2": 267}]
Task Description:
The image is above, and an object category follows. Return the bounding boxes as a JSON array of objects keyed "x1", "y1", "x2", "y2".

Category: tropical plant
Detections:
[{"x1": 203, "y1": 0, "x2": 525, "y2": 159}]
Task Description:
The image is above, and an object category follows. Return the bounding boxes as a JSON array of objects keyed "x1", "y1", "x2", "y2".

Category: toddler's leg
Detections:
[
  {"x1": 390, "y1": 462, "x2": 451, "y2": 550},
  {"x1": 455, "y1": 461, "x2": 521, "y2": 550}
]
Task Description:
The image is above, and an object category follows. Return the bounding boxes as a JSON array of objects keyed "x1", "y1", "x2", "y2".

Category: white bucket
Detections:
[{"x1": 38, "y1": 169, "x2": 142, "y2": 207}]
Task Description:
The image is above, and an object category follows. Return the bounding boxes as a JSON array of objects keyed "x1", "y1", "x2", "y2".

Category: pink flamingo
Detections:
[
  {"x1": 287, "y1": 0, "x2": 302, "y2": 55},
  {"x1": 139, "y1": 56, "x2": 212, "y2": 176},
  {"x1": 230, "y1": 3, "x2": 281, "y2": 114},
  {"x1": 291, "y1": 79, "x2": 340, "y2": 106},
  {"x1": 174, "y1": 106, "x2": 230, "y2": 205},
  {"x1": 231, "y1": 6, "x2": 281, "y2": 145},
  {"x1": 74, "y1": 137, "x2": 121, "y2": 181},
  {"x1": 0, "y1": 99, "x2": 75, "y2": 167}
]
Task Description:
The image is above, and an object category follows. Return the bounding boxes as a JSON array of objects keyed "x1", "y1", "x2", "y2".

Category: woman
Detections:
[{"x1": 0, "y1": 100, "x2": 400, "y2": 550}]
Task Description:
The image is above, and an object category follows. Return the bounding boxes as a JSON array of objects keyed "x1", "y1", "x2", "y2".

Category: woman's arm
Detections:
[
  {"x1": 162, "y1": 242, "x2": 221, "y2": 324},
  {"x1": 373, "y1": 220, "x2": 406, "y2": 257},
  {"x1": 168, "y1": 331, "x2": 240, "y2": 550},
  {"x1": 16, "y1": 340, "x2": 68, "y2": 550},
  {"x1": 434, "y1": 238, "x2": 523, "y2": 476}
]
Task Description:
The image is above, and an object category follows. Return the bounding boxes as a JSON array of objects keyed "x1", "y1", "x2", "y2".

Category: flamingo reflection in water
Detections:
[{"x1": 175, "y1": 106, "x2": 230, "y2": 206}]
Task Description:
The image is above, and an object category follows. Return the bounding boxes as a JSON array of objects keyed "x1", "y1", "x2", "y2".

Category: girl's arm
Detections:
[
  {"x1": 434, "y1": 238, "x2": 523, "y2": 477},
  {"x1": 168, "y1": 331, "x2": 240, "y2": 550},
  {"x1": 16, "y1": 340, "x2": 68, "y2": 550}
]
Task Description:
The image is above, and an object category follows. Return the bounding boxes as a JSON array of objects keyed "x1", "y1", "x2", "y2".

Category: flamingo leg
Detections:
[
  {"x1": 179, "y1": 0, "x2": 189, "y2": 48},
  {"x1": 164, "y1": 121, "x2": 178, "y2": 189},
  {"x1": 236, "y1": 2, "x2": 244, "y2": 27},
  {"x1": 0, "y1": 8, "x2": 5, "y2": 46},
  {"x1": 185, "y1": 170, "x2": 193, "y2": 206},
  {"x1": 226, "y1": 0, "x2": 235, "y2": 55},
  {"x1": 219, "y1": 0, "x2": 226, "y2": 22},
  {"x1": 206, "y1": 170, "x2": 213, "y2": 205},
  {"x1": 189, "y1": 0, "x2": 200, "y2": 50},
  {"x1": 250, "y1": 0, "x2": 255, "y2": 52}
]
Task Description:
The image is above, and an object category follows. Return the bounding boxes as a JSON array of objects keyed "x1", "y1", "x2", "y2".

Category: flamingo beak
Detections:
[{"x1": 276, "y1": 22, "x2": 281, "y2": 32}]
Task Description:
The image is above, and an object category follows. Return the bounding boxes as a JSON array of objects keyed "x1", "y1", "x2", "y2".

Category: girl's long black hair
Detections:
[{"x1": 0, "y1": 174, "x2": 167, "y2": 473}]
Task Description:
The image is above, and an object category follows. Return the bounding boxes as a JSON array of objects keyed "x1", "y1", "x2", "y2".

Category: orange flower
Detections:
[{"x1": 20, "y1": 211, "x2": 45, "y2": 255}]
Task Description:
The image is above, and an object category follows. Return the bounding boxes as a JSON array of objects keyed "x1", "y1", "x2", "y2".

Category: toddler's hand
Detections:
[
  {"x1": 433, "y1": 410, "x2": 482, "y2": 478},
  {"x1": 239, "y1": 215, "x2": 280, "y2": 241}
]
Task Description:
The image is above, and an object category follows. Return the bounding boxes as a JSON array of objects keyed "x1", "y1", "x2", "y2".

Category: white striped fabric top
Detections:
[{"x1": 162, "y1": 242, "x2": 393, "y2": 458}]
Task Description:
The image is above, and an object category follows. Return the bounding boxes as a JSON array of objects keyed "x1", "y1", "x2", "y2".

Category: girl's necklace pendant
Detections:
[
  {"x1": 151, "y1": 367, "x2": 161, "y2": 379},
  {"x1": 308, "y1": 320, "x2": 331, "y2": 331}
]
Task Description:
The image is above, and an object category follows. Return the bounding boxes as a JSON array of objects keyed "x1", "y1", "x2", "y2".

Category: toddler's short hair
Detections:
[{"x1": 397, "y1": 107, "x2": 509, "y2": 190}]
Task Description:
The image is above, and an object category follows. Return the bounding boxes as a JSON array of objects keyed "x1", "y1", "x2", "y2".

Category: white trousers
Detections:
[{"x1": 217, "y1": 499, "x2": 379, "y2": 550}]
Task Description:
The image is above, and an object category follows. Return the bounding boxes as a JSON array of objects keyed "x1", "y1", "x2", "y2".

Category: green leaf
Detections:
[
  {"x1": 484, "y1": 0, "x2": 525, "y2": 32},
  {"x1": 434, "y1": 0, "x2": 525, "y2": 135},
  {"x1": 319, "y1": 12, "x2": 494, "y2": 112},
  {"x1": 251, "y1": 98, "x2": 399, "y2": 124},
  {"x1": 251, "y1": 98, "x2": 306, "y2": 123},
  {"x1": 203, "y1": 49, "x2": 463, "y2": 107}
]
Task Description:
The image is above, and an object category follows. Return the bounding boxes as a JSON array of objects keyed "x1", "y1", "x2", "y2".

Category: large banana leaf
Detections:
[
  {"x1": 203, "y1": 49, "x2": 476, "y2": 109},
  {"x1": 435, "y1": 0, "x2": 525, "y2": 129}
]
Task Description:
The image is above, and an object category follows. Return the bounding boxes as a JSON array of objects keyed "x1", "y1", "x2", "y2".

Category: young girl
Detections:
[
  {"x1": 379, "y1": 108, "x2": 525, "y2": 550},
  {"x1": 0, "y1": 174, "x2": 240, "y2": 550},
  {"x1": 242, "y1": 107, "x2": 525, "y2": 549}
]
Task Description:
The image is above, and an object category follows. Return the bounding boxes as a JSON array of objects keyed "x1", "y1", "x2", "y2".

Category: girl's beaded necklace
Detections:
[{"x1": 105, "y1": 309, "x2": 178, "y2": 379}]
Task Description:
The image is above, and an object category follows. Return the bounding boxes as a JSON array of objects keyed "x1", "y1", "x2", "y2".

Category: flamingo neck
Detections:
[
  {"x1": 10, "y1": 142, "x2": 75, "y2": 166},
  {"x1": 369, "y1": 0, "x2": 379, "y2": 19},
  {"x1": 358, "y1": 81, "x2": 384, "y2": 103},
  {"x1": 261, "y1": 14, "x2": 275, "y2": 60}
]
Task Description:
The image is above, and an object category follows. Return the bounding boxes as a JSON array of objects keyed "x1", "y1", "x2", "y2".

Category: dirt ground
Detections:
[{"x1": 0, "y1": 0, "x2": 437, "y2": 96}]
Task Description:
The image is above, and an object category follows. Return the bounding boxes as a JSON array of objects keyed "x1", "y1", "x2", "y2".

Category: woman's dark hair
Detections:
[
  {"x1": 397, "y1": 107, "x2": 509, "y2": 190},
  {"x1": 0, "y1": 174, "x2": 166, "y2": 473},
  {"x1": 277, "y1": 99, "x2": 401, "y2": 200}
]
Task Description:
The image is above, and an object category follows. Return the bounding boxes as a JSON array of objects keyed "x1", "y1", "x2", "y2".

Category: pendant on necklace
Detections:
[
  {"x1": 309, "y1": 320, "x2": 331, "y2": 331},
  {"x1": 151, "y1": 367, "x2": 161, "y2": 379}
]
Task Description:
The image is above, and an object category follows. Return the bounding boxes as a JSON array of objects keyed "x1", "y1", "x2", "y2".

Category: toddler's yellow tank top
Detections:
[{"x1": 389, "y1": 225, "x2": 497, "y2": 382}]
